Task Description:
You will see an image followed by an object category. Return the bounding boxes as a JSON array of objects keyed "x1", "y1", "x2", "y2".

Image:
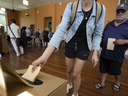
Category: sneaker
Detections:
[
  {"x1": 72, "y1": 93, "x2": 78, "y2": 96},
  {"x1": 16, "y1": 53, "x2": 20, "y2": 57},
  {"x1": 67, "y1": 83, "x2": 73, "y2": 93}
]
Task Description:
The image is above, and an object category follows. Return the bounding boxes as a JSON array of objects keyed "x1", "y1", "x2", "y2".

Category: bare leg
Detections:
[
  {"x1": 73, "y1": 58, "x2": 86, "y2": 96},
  {"x1": 101, "y1": 73, "x2": 107, "y2": 86},
  {"x1": 65, "y1": 57, "x2": 74, "y2": 85},
  {"x1": 95, "y1": 73, "x2": 107, "y2": 88},
  {"x1": 42, "y1": 39, "x2": 45, "y2": 46},
  {"x1": 113, "y1": 75, "x2": 121, "y2": 91},
  {"x1": 115, "y1": 75, "x2": 121, "y2": 85},
  {"x1": 46, "y1": 42, "x2": 48, "y2": 47},
  {"x1": 44, "y1": 42, "x2": 46, "y2": 47},
  {"x1": 45, "y1": 42, "x2": 47, "y2": 47}
]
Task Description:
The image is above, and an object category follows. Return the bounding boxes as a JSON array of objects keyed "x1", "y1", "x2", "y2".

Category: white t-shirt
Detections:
[
  {"x1": 8, "y1": 23, "x2": 20, "y2": 38},
  {"x1": 26, "y1": 29, "x2": 30, "y2": 37}
]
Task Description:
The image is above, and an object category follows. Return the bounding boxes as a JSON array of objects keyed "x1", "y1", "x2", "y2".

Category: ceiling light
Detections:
[
  {"x1": 1, "y1": 7, "x2": 6, "y2": 11},
  {"x1": 59, "y1": 2, "x2": 62, "y2": 5},
  {"x1": 23, "y1": 0, "x2": 29, "y2": 5}
]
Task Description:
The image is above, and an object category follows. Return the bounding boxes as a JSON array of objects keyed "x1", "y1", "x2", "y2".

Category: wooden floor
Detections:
[{"x1": 2, "y1": 42, "x2": 128, "y2": 96}]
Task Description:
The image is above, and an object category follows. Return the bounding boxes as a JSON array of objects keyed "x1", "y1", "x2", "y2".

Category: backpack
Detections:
[
  {"x1": 105, "y1": 22, "x2": 111, "y2": 31},
  {"x1": 42, "y1": 30, "x2": 46, "y2": 37},
  {"x1": 67, "y1": 0, "x2": 103, "y2": 30}
]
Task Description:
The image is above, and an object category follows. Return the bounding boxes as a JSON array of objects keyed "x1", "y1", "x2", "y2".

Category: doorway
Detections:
[
  {"x1": 44, "y1": 17, "x2": 52, "y2": 32},
  {"x1": 30, "y1": 24, "x2": 35, "y2": 32}
]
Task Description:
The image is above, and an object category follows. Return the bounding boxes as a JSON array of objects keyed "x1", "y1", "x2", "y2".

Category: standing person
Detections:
[
  {"x1": 32, "y1": 0, "x2": 105, "y2": 96},
  {"x1": 30, "y1": 28, "x2": 34, "y2": 36},
  {"x1": 8, "y1": 19, "x2": 24, "y2": 56},
  {"x1": 35, "y1": 29, "x2": 40, "y2": 46},
  {"x1": 41, "y1": 30, "x2": 46, "y2": 47},
  {"x1": 21, "y1": 26, "x2": 27, "y2": 49},
  {"x1": 95, "y1": 3, "x2": 128, "y2": 92},
  {"x1": 51, "y1": 33, "x2": 54, "y2": 38},
  {"x1": 26, "y1": 27, "x2": 31, "y2": 45},
  {"x1": 43, "y1": 28, "x2": 50, "y2": 48}
]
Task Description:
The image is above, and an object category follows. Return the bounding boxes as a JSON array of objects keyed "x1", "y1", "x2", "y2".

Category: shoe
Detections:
[
  {"x1": 72, "y1": 93, "x2": 78, "y2": 96},
  {"x1": 112, "y1": 83, "x2": 121, "y2": 92},
  {"x1": 16, "y1": 53, "x2": 20, "y2": 57},
  {"x1": 67, "y1": 83, "x2": 73, "y2": 93},
  {"x1": 21, "y1": 52, "x2": 24, "y2": 55},
  {"x1": 95, "y1": 83, "x2": 106, "y2": 89}
]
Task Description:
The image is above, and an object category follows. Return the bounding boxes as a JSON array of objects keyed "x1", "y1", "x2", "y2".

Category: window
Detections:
[
  {"x1": 119, "y1": 0, "x2": 128, "y2": 5},
  {"x1": 0, "y1": 9, "x2": 7, "y2": 32}
]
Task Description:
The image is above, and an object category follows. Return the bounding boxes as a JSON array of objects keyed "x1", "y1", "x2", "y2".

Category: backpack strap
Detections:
[
  {"x1": 95, "y1": 2, "x2": 103, "y2": 25},
  {"x1": 105, "y1": 22, "x2": 111, "y2": 31},
  {"x1": 69, "y1": 0, "x2": 103, "y2": 30},
  {"x1": 70, "y1": 0, "x2": 79, "y2": 25},
  {"x1": 67, "y1": 0, "x2": 79, "y2": 31}
]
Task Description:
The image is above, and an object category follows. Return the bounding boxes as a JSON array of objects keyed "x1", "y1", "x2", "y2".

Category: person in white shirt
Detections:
[
  {"x1": 26, "y1": 27, "x2": 31, "y2": 37},
  {"x1": 26, "y1": 27, "x2": 31, "y2": 45},
  {"x1": 8, "y1": 19, "x2": 24, "y2": 56}
]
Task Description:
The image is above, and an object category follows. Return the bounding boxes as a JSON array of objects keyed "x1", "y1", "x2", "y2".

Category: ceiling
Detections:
[{"x1": 0, "y1": 0, "x2": 73, "y2": 11}]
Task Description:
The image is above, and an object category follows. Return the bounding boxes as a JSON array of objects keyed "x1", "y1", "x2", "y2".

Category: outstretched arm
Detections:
[
  {"x1": 32, "y1": 45, "x2": 55, "y2": 72},
  {"x1": 113, "y1": 39, "x2": 128, "y2": 45}
]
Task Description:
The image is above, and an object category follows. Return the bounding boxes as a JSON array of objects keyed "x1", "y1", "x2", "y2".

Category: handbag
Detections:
[{"x1": 9, "y1": 26, "x2": 24, "y2": 47}]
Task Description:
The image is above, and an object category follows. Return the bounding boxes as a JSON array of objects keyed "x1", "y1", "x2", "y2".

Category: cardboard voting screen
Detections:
[
  {"x1": 0, "y1": 62, "x2": 7, "y2": 96},
  {"x1": 0, "y1": 59, "x2": 33, "y2": 87},
  {"x1": 107, "y1": 38, "x2": 116, "y2": 50}
]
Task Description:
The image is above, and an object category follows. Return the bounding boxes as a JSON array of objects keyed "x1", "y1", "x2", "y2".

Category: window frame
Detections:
[
  {"x1": 118, "y1": 0, "x2": 128, "y2": 5},
  {"x1": 0, "y1": 10, "x2": 7, "y2": 32}
]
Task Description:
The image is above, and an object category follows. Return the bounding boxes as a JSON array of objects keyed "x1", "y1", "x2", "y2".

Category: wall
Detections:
[
  {"x1": 17, "y1": 0, "x2": 119, "y2": 32},
  {"x1": 17, "y1": 4, "x2": 53, "y2": 32},
  {"x1": 18, "y1": 9, "x2": 36, "y2": 29},
  {"x1": 6, "y1": 9, "x2": 19, "y2": 26},
  {"x1": 98, "y1": 0, "x2": 119, "y2": 25},
  {"x1": 54, "y1": 1, "x2": 75, "y2": 32}
]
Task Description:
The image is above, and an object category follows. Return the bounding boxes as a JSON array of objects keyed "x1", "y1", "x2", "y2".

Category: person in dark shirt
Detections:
[
  {"x1": 43, "y1": 28, "x2": 50, "y2": 48},
  {"x1": 95, "y1": 3, "x2": 128, "y2": 92},
  {"x1": 35, "y1": 29, "x2": 40, "y2": 46},
  {"x1": 30, "y1": 28, "x2": 34, "y2": 36},
  {"x1": 21, "y1": 26, "x2": 27, "y2": 48}
]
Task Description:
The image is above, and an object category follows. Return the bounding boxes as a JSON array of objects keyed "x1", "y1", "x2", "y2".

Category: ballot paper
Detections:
[
  {"x1": 107, "y1": 38, "x2": 116, "y2": 50},
  {"x1": 22, "y1": 65, "x2": 41, "y2": 82}
]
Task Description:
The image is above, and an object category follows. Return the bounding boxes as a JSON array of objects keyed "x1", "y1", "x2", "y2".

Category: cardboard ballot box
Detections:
[
  {"x1": 0, "y1": 26, "x2": 9, "y2": 54},
  {"x1": 0, "y1": 60, "x2": 67, "y2": 96}
]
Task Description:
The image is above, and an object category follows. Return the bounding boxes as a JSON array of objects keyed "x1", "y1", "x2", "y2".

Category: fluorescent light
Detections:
[
  {"x1": 23, "y1": 0, "x2": 29, "y2": 5},
  {"x1": 1, "y1": 7, "x2": 6, "y2": 11}
]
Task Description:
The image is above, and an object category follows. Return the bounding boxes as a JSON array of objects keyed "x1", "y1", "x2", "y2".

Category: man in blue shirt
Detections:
[{"x1": 95, "y1": 3, "x2": 128, "y2": 92}]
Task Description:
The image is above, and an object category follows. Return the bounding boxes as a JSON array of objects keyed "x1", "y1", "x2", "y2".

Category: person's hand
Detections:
[
  {"x1": 92, "y1": 50, "x2": 99, "y2": 68},
  {"x1": 31, "y1": 45, "x2": 55, "y2": 73},
  {"x1": 113, "y1": 39, "x2": 126, "y2": 45},
  {"x1": 32, "y1": 57, "x2": 47, "y2": 73}
]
